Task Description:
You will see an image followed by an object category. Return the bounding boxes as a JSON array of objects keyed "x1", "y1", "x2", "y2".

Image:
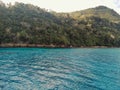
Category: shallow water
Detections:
[{"x1": 0, "y1": 48, "x2": 120, "y2": 90}]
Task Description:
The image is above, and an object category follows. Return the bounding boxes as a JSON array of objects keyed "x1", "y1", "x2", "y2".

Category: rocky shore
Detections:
[{"x1": 0, "y1": 43, "x2": 118, "y2": 48}]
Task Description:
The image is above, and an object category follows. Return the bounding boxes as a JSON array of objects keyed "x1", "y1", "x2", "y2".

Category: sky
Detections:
[{"x1": 2, "y1": 0, "x2": 120, "y2": 14}]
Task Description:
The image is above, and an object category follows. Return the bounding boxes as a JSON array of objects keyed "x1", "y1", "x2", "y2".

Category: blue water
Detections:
[{"x1": 0, "y1": 48, "x2": 120, "y2": 90}]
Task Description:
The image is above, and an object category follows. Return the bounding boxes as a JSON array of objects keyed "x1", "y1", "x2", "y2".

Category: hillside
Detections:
[
  {"x1": 69, "y1": 6, "x2": 120, "y2": 23},
  {"x1": 0, "y1": 2, "x2": 120, "y2": 47}
]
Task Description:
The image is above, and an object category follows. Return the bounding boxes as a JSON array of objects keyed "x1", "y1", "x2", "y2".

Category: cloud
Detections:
[{"x1": 115, "y1": 0, "x2": 120, "y2": 8}]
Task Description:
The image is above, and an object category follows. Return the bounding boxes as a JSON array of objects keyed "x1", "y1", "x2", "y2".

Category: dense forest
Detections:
[{"x1": 0, "y1": 1, "x2": 120, "y2": 47}]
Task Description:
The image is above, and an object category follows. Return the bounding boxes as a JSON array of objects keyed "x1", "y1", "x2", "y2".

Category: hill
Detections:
[
  {"x1": 0, "y1": 2, "x2": 120, "y2": 47},
  {"x1": 69, "y1": 6, "x2": 120, "y2": 23}
]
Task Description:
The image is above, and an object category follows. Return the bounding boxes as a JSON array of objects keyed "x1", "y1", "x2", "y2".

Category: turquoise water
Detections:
[{"x1": 0, "y1": 48, "x2": 120, "y2": 90}]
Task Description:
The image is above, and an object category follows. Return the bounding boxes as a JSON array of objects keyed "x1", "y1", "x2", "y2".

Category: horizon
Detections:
[{"x1": 1, "y1": 0, "x2": 120, "y2": 14}]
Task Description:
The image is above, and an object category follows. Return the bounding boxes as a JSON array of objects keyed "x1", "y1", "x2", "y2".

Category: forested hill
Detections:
[{"x1": 0, "y1": 1, "x2": 120, "y2": 47}]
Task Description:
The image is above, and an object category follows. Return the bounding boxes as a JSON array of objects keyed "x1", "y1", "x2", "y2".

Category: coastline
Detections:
[{"x1": 0, "y1": 44, "x2": 119, "y2": 48}]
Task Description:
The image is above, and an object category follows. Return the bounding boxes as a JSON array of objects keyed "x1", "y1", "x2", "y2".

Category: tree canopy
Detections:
[{"x1": 0, "y1": 2, "x2": 120, "y2": 47}]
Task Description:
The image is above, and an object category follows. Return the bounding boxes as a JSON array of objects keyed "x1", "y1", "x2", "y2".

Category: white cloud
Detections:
[
  {"x1": 2, "y1": 0, "x2": 120, "y2": 14},
  {"x1": 115, "y1": 0, "x2": 120, "y2": 7}
]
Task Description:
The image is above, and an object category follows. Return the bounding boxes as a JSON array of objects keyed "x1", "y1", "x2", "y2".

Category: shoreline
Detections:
[{"x1": 0, "y1": 44, "x2": 119, "y2": 48}]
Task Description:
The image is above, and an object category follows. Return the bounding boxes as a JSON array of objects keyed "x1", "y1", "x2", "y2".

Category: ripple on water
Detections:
[{"x1": 0, "y1": 48, "x2": 120, "y2": 90}]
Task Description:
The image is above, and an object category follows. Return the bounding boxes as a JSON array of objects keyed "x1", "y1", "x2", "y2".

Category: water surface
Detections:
[{"x1": 0, "y1": 48, "x2": 120, "y2": 90}]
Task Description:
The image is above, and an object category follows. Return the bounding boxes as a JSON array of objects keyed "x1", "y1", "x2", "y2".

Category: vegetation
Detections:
[{"x1": 0, "y1": 1, "x2": 120, "y2": 47}]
